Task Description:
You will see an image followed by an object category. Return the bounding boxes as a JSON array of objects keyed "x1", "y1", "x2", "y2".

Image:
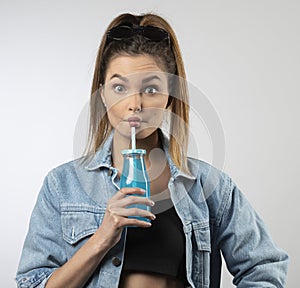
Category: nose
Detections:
[{"x1": 128, "y1": 92, "x2": 142, "y2": 112}]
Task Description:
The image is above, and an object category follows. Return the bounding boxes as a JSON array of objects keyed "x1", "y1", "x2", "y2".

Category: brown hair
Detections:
[{"x1": 85, "y1": 13, "x2": 190, "y2": 173}]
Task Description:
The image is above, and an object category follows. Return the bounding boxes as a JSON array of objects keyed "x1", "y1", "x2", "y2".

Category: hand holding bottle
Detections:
[{"x1": 96, "y1": 188, "x2": 155, "y2": 249}]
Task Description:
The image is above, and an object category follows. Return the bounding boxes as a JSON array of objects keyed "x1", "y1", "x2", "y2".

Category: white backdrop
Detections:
[{"x1": 1, "y1": 1, "x2": 299, "y2": 287}]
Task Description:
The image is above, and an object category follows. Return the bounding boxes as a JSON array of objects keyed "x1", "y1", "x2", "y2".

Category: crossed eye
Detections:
[{"x1": 113, "y1": 84, "x2": 159, "y2": 95}]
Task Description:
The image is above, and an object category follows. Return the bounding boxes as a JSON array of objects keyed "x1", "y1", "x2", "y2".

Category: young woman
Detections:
[{"x1": 16, "y1": 13, "x2": 288, "y2": 288}]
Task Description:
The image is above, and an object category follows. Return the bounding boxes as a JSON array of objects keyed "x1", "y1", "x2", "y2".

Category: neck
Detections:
[{"x1": 112, "y1": 129, "x2": 162, "y2": 170}]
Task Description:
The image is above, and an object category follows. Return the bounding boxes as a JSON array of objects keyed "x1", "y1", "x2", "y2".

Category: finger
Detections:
[
  {"x1": 112, "y1": 187, "x2": 146, "y2": 200},
  {"x1": 123, "y1": 218, "x2": 153, "y2": 228},
  {"x1": 116, "y1": 207, "x2": 156, "y2": 220},
  {"x1": 117, "y1": 196, "x2": 155, "y2": 208}
]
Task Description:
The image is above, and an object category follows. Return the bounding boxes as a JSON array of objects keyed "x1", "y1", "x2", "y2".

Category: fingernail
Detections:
[
  {"x1": 150, "y1": 201, "x2": 155, "y2": 206},
  {"x1": 150, "y1": 214, "x2": 156, "y2": 220}
]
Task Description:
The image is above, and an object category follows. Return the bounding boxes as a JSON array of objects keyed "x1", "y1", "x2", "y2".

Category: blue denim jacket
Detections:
[{"x1": 16, "y1": 130, "x2": 288, "y2": 288}]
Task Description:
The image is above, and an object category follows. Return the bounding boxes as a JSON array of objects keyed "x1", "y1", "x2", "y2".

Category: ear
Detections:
[{"x1": 166, "y1": 96, "x2": 173, "y2": 108}]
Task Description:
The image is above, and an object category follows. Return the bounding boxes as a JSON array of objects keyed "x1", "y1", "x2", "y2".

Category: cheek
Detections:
[
  {"x1": 152, "y1": 108, "x2": 164, "y2": 118},
  {"x1": 144, "y1": 95, "x2": 168, "y2": 109},
  {"x1": 143, "y1": 107, "x2": 165, "y2": 127},
  {"x1": 106, "y1": 105, "x2": 123, "y2": 126}
]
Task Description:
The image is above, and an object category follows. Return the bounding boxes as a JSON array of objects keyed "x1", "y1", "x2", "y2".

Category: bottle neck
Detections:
[{"x1": 112, "y1": 129, "x2": 162, "y2": 172}]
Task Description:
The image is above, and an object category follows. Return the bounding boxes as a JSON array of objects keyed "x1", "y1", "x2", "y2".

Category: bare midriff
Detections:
[{"x1": 119, "y1": 271, "x2": 185, "y2": 288}]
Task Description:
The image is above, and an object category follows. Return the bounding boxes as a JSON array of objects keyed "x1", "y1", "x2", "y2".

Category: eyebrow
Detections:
[
  {"x1": 109, "y1": 74, "x2": 129, "y2": 82},
  {"x1": 109, "y1": 74, "x2": 162, "y2": 84},
  {"x1": 141, "y1": 75, "x2": 162, "y2": 84}
]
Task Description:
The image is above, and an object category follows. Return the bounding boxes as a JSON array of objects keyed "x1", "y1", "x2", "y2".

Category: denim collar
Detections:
[
  {"x1": 84, "y1": 131, "x2": 114, "y2": 170},
  {"x1": 84, "y1": 129, "x2": 196, "y2": 181}
]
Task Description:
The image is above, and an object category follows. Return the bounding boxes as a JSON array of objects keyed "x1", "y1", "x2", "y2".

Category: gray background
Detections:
[{"x1": 1, "y1": 0, "x2": 299, "y2": 287}]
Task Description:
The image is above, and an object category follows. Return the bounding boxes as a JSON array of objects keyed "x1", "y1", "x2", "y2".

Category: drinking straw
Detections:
[{"x1": 131, "y1": 127, "x2": 136, "y2": 150}]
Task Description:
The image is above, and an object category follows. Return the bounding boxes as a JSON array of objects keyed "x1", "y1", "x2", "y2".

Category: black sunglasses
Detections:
[{"x1": 106, "y1": 25, "x2": 170, "y2": 46}]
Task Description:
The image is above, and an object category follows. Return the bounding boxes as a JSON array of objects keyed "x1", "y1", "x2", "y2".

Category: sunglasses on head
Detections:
[{"x1": 106, "y1": 25, "x2": 170, "y2": 46}]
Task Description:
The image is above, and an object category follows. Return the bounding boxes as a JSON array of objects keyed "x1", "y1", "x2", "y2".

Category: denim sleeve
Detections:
[
  {"x1": 216, "y1": 177, "x2": 289, "y2": 287},
  {"x1": 16, "y1": 172, "x2": 66, "y2": 288}
]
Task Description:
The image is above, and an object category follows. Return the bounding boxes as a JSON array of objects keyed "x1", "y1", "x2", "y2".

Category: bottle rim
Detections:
[{"x1": 121, "y1": 149, "x2": 146, "y2": 155}]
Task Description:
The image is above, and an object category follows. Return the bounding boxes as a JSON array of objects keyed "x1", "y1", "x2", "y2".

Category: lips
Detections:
[{"x1": 127, "y1": 117, "x2": 142, "y2": 127}]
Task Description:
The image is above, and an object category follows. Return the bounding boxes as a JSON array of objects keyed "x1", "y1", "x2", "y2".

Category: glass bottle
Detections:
[{"x1": 120, "y1": 149, "x2": 150, "y2": 223}]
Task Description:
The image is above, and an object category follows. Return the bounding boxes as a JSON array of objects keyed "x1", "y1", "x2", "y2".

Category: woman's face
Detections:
[{"x1": 101, "y1": 54, "x2": 169, "y2": 139}]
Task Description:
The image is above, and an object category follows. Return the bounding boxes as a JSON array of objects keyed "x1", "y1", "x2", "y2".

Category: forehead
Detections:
[{"x1": 105, "y1": 54, "x2": 166, "y2": 80}]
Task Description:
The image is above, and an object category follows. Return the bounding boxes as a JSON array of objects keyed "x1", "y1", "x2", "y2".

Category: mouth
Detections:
[{"x1": 126, "y1": 116, "x2": 142, "y2": 127}]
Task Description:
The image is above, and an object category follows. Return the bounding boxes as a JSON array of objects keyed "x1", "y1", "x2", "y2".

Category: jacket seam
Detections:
[
  {"x1": 47, "y1": 171, "x2": 68, "y2": 263},
  {"x1": 215, "y1": 175, "x2": 232, "y2": 227}
]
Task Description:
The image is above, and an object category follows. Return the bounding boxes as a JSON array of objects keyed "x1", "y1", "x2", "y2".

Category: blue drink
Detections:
[{"x1": 120, "y1": 149, "x2": 150, "y2": 223}]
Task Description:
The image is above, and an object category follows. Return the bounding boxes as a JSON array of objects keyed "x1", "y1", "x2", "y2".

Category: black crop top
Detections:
[{"x1": 122, "y1": 199, "x2": 187, "y2": 284}]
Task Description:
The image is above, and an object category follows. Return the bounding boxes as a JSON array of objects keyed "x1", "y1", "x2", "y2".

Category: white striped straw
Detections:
[{"x1": 131, "y1": 127, "x2": 136, "y2": 150}]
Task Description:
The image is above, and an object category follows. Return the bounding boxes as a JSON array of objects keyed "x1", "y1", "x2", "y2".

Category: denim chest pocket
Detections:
[
  {"x1": 191, "y1": 221, "x2": 211, "y2": 288},
  {"x1": 61, "y1": 204, "x2": 105, "y2": 245}
]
